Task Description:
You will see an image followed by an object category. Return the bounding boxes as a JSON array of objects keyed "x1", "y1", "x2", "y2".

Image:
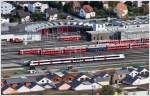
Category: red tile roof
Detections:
[
  {"x1": 83, "y1": 5, "x2": 94, "y2": 13},
  {"x1": 116, "y1": 3, "x2": 127, "y2": 11}
]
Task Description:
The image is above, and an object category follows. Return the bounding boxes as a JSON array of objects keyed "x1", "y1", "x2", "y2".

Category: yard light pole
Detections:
[{"x1": 92, "y1": 84, "x2": 96, "y2": 95}]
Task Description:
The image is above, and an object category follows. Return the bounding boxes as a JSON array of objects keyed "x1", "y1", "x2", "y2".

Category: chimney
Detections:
[
  {"x1": 25, "y1": 82, "x2": 31, "y2": 87},
  {"x1": 12, "y1": 83, "x2": 18, "y2": 88}
]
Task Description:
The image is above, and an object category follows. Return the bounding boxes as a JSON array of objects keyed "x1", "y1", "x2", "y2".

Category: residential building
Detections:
[
  {"x1": 1, "y1": 15, "x2": 10, "y2": 24},
  {"x1": 1, "y1": 2, "x2": 16, "y2": 14},
  {"x1": 11, "y1": 9, "x2": 31, "y2": 23},
  {"x1": 124, "y1": 87, "x2": 149, "y2": 95},
  {"x1": 76, "y1": 72, "x2": 93, "y2": 81},
  {"x1": 28, "y1": 2, "x2": 48, "y2": 13},
  {"x1": 27, "y1": 82, "x2": 45, "y2": 92},
  {"x1": 42, "y1": 83, "x2": 56, "y2": 89},
  {"x1": 36, "y1": 76, "x2": 52, "y2": 84},
  {"x1": 103, "y1": 1, "x2": 109, "y2": 9},
  {"x1": 71, "y1": 80, "x2": 102, "y2": 91},
  {"x1": 47, "y1": 72, "x2": 62, "y2": 83},
  {"x1": 94, "y1": 72, "x2": 111, "y2": 85},
  {"x1": 79, "y1": 5, "x2": 96, "y2": 19},
  {"x1": 129, "y1": 70, "x2": 139, "y2": 78},
  {"x1": 112, "y1": 69, "x2": 129, "y2": 84},
  {"x1": 15, "y1": 84, "x2": 30, "y2": 93},
  {"x1": 45, "y1": 8, "x2": 58, "y2": 21},
  {"x1": 137, "y1": 67, "x2": 149, "y2": 75},
  {"x1": 122, "y1": 75, "x2": 149, "y2": 85},
  {"x1": 2, "y1": 86, "x2": 17, "y2": 95},
  {"x1": 1, "y1": 32, "x2": 41, "y2": 42},
  {"x1": 71, "y1": 1, "x2": 81, "y2": 13},
  {"x1": 62, "y1": 72, "x2": 77, "y2": 82},
  {"x1": 55, "y1": 81, "x2": 71, "y2": 91},
  {"x1": 4, "y1": 77, "x2": 34, "y2": 86}
]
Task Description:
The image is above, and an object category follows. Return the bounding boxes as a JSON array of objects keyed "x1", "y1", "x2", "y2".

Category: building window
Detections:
[
  {"x1": 115, "y1": 80, "x2": 118, "y2": 84},
  {"x1": 120, "y1": 75, "x2": 122, "y2": 78},
  {"x1": 69, "y1": 78, "x2": 72, "y2": 80},
  {"x1": 42, "y1": 80, "x2": 44, "y2": 82}
]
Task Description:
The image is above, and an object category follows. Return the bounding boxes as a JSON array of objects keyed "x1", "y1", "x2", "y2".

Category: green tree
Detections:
[
  {"x1": 107, "y1": 1, "x2": 119, "y2": 13},
  {"x1": 116, "y1": 88, "x2": 123, "y2": 94},
  {"x1": 58, "y1": 13, "x2": 66, "y2": 19},
  {"x1": 124, "y1": 1, "x2": 133, "y2": 7},
  {"x1": 90, "y1": 1, "x2": 103, "y2": 9},
  {"x1": 31, "y1": 13, "x2": 45, "y2": 21},
  {"x1": 100, "y1": 85, "x2": 115, "y2": 95},
  {"x1": 143, "y1": 4, "x2": 149, "y2": 15}
]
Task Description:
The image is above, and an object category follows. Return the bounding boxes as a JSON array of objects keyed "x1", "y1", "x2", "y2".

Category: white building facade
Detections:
[
  {"x1": 28, "y1": 2, "x2": 48, "y2": 13},
  {"x1": 79, "y1": 9, "x2": 95, "y2": 19},
  {"x1": 1, "y1": 17, "x2": 10, "y2": 24},
  {"x1": 1, "y1": 2, "x2": 15, "y2": 14}
]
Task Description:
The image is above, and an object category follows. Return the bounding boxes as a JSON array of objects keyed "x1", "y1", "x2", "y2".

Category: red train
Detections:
[
  {"x1": 18, "y1": 39, "x2": 149, "y2": 55},
  {"x1": 59, "y1": 36, "x2": 81, "y2": 41},
  {"x1": 131, "y1": 43, "x2": 149, "y2": 48},
  {"x1": 107, "y1": 44, "x2": 129, "y2": 50},
  {"x1": 97, "y1": 38, "x2": 149, "y2": 45},
  {"x1": 18, "y1": 46, "x2": 87, "y2": 55},
  {"x1": 19, "y1": 49, "x2": 41, "y2": 55}
]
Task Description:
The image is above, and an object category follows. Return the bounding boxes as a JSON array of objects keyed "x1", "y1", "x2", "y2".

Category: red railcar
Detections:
[
  {"x1": 131, "y1": 43, "x2": 149, "y2": 48},
  {"x1": 59, "y1": 36, "x2": 81, "y2": 41},
  {"x1": 63, "y1": 47, "x2": 87, "y2": 54},
  {"x1": 41, "y1": 29, "x2": 49, "y2": 36},
  {"x1": 97, "y1": 39, "x2": 143, "y2": 45},
  {"x1": 107, "y1": 44, "x2": 129, "y2": 50},
  {"x1": 18, "y1": 49, "x2": 41, "y2": 55},
  {"x1": 142, "y1": 38, "x2": 149, "y2": 43},
  {"x1": 41, "y1": 50, "x2": 63, "y2": 55}
]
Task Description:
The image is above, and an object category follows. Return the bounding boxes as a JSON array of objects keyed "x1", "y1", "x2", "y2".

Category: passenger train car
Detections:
[
  {"x1": 29, "y1": 54, "x2": 125, "y2": 66},
  {"x1": 58, "y1": 35, "x2": 81, "y2": 41}
]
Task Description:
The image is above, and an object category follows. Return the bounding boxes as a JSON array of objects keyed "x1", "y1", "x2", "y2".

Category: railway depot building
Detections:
[
  {"x1": 83, "y1": 15, "x2": 149, "y2": 42},
  {"x1": 83, "y1": 30, "x2": 121, "y2": 41}
]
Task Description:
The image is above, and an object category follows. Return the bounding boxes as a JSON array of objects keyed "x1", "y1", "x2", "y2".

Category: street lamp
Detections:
[{"x1": 92, "y1": 84, "x2": 96, "y2": 95}]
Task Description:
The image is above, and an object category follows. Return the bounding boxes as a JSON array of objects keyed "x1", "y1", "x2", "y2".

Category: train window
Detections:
[{"x1": 108, "y1": 55, "x2": 120, "y2": 58}]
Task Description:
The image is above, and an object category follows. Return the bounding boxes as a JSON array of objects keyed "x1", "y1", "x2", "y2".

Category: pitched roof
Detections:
[
  {"x1": 137, "y1": 67, "x2": 146, "y2": 72},
  {"x1": 42, "y1": 83, "x2": 56, "y2": 88},
  {"x1": 5, "y1": 77, "x2": 34, "y2": 84},
  {"x1": 70, "y1": 79, "x2": 96, "y2": 89},
  {"x1": 45, "y1": 8, "x2": 58, "y2": 15},
  {"x1": 94, "y1": 76, "x2": 110, "y2": 82},
  {"x1": 36, "y1": 76, "x2": 46, "y2": 81},
  {"x1": 96, "y1": 72, "x2": 110, "y2": 78},
  {"x1": 15, "y1": 84, "x2": 25, "y2": 90},
  {"x1": 54, "y1": 72, "x2": 65, "y2": 77},
  {"x1": 47, "y1": 72, "x2": 58, "y2": 79},
  {"x1": 28, "y1": 1, "x2": 43, "y2": 4},
  {"x1": 1, "y1": 14, "x2": 11, "y2": 19},
  {"x1": 69, "y1": 80, "x2": 81, "y2": 88},
  {"x1": 122, "y1": 75, "x2": 139, "y2": 84},
  {"x1": 83, "y1": 5, "x2": 94, "y2": 13},
  {"x1": 17, "y1": 10, "x2": 30, "y2": 17},
  {"x1": 76, "y1": 72, "x2": 93, "y2": 79},
  {"x1": 121, "y1": 67, "x2": 135, "y2": 72},
  {"x1": 1, "y1": 85, "x2": 11, "y2": 92},
  {"x1": 62, "y1": 71, "x2": 76, "y2": 78},
  {"x1": 27, "y1": 82, "x2": 43, "y2": 89},
  {"x1": 115, "y1": 69, "x2": 130, "y2": 75},
  {"x1": 55, "y1": 81, "x2": 70, "y2": 89},
  {"x1": 11, "y1": 9, "x2": 30, "y2": 18}
]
